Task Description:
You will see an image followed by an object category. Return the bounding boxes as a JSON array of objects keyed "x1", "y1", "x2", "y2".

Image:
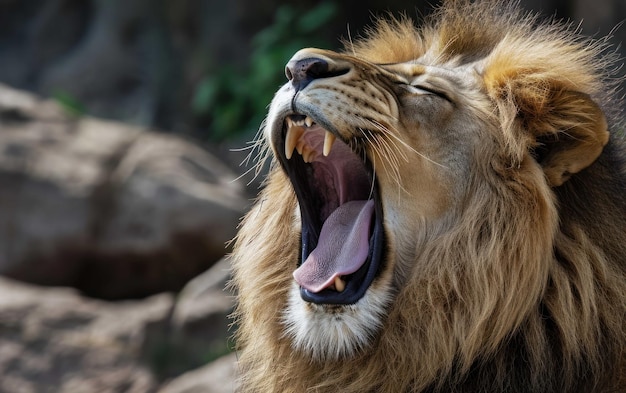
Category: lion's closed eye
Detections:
[{"x1": 402, "y1": 84, "x2": 451, "y2": 101}]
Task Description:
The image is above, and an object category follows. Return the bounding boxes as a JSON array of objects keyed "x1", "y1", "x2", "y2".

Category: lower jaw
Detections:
[{"x1": 284, "y1": 283, "x2": 392, "y2": 360}]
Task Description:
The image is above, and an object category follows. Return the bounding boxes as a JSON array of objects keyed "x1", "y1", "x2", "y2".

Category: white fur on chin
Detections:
[{"x1": 282, "y1": 281, "x2": 393, "y2": 361}]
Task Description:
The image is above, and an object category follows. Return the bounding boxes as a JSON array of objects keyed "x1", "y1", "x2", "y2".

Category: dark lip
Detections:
[{"x1": 273, "y1": 111, "x2": 386, "y2": 305}]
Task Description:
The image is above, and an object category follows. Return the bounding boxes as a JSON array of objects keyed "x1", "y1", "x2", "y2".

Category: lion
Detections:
[{"x1": 230, "y1": 1, "x2": 626, "y2": 392}]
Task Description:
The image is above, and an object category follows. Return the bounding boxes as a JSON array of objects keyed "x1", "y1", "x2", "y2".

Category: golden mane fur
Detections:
[{"x1": 230, "y1": 1, "x2": 626, "y2": 392}]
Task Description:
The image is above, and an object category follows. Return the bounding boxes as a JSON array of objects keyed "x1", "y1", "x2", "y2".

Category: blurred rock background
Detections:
[{"x1": 0, "y1": 0, "x2": 623, "y2": 392}]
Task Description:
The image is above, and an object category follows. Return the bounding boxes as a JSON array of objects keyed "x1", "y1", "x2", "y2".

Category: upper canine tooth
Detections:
[
  {"x1": 305, "y1": 116, "x2": 313, "y2": 127},
  {"x1": 285, "y1": 125, "x2": 304, "y2": 159},
  {"x1": 323, "y1": 131, "x2": 336, "y2": 157}
]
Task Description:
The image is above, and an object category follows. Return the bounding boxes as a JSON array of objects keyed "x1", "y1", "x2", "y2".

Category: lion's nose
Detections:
[{"x1": 285, "y1": 57, "x2": 330, "y2": 91}]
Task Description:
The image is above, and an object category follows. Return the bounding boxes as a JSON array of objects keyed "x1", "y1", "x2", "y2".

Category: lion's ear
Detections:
[
  {"x1": 486, "y1": 71, "x2": 609, "y2": 187},
  {"x1": 482, "y1": 38, "x2": 611, "y2": 187},
  {"x1": 521, "y1": 89, "x2": 609, "y2": 186}
]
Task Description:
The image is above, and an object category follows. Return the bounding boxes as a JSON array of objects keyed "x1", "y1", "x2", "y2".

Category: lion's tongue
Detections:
[{"x1": 293, "y1": 199, "x2": 374, "y2": 293}]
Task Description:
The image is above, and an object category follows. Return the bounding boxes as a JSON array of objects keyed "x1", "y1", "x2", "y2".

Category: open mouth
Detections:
[{"x1": 275, "y1": 113, "x2": 385, "y2": 305}]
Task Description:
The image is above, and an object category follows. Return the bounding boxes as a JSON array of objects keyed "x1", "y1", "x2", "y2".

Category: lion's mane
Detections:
[{"x1": 230, "y1": 1, "x2": 626, "y2": 392}]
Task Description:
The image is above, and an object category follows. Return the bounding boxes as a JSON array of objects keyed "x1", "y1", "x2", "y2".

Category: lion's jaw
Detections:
[{"x1": 266, "y1": 48, "x2": 477, "y2": 360}]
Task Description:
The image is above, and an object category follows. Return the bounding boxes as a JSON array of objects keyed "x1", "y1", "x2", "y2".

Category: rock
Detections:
[
  {"x1": 0, "y1": 253, "x2": 238, "y2": 392},
  {"x1": 142, "y1": 257, "x2": 235, "y2": 379},
  {"x1": 158, "y1": 353, "x2": 238, "y2": 393},
  {"x1": 0, "y1": 276, "x2": 174, "y2": 393},
  {"x1": 0, "y1": 83, "x2": 248, "y2": 299},
  {"x1": 0, "y1": 0, "x2": 284, "y2": 133},
  {"x1": 172, "y1": 256, "x2": 233, "y2": 342}
]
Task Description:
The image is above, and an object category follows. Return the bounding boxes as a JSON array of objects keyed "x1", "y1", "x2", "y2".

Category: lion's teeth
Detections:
[
  {"x1": 285, "y1": 124, "x2": 304, "y2": 159},
  {"x1": 334, "y1": 276, "x2": 345, "y2": 292},
  {"x1": 295, "y1": 139, "x2": 306, "y2": 155},
  {"x1": 284, "y1": 115, "x2": 324, "y2": 161},
  {"x1": 323, "y1": 131, "x2": 336, "y2": 157},
  {"x1": 302, "y1": 146, "x2": 316, "y2": 163}
]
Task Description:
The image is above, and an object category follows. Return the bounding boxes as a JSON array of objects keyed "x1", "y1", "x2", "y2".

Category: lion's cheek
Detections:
[{"x1": 379, "y1": 181, "x2": 453, "y2": 276}]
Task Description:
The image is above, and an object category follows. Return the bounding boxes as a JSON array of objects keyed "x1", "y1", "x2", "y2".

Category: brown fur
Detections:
[{"x1": 230, "y1": 1, "x2": 626, "y2": 392}]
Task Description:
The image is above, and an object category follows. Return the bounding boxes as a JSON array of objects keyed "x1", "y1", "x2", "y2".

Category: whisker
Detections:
[
  {"x1": 233, "y1": 122, "x2": 273, "y2": 185},
  {"x1": 240, "y1": 122, "x2": 267, "y2": 167},
  {"x1": 359, "y1": 132, "x2": 382, "y2": 199},
  {"x1": 375, "y1": 133, "x2": 403, "y2": 169},
  {"x1": 229, "y1": 142, "x2": 259, "y2": 152},
  {"x1": 368, "y1": 151, "x2": 376, "y2": 200},
  {"x1": 368, "y1": 119, "x2": 449, "y2": 169},
  {"x1": 346, "y1": 23, "x2": 356, "y2": 57},
  {"x1": 234, "y1": 145, "x2": 271, "y2": 186},
  {"x1": 361, "y1": 130, "x2": 390, "y2": 180},
  {"x1": 372, "y1": 125, "x2": 410, "y2": 163},
  {"x1": 362, "y1": 129, "x2": 409, "y2": 195},
  {"x1": 365, "y1": 119, "x2": 409, "y2": 162},
  {"x1": 373, "y1": 133, "x2": 408, "y2": 196}
]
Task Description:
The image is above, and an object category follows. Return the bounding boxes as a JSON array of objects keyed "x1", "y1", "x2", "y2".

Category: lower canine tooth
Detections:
[{"x1": 334, "y1": 276, "x2": 345, "y2": 292}]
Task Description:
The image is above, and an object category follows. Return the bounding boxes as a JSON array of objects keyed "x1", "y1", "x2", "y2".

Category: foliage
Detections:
[
  {"x1": 192, "y1": 2, "x2": 337, "y2": 140},
  {"x1": 52, "y1": 90, "x2": 87, "y2": 117}
]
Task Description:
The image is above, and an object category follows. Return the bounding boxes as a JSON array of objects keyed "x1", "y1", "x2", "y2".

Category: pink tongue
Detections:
[{"x1": 293, "y1": 199, "x2": 374, "y2": 293}]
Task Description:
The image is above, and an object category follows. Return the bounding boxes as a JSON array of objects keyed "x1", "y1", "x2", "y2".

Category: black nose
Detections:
[{"x1": 285, "y1": 57, "x2": 330, "y2": 91}]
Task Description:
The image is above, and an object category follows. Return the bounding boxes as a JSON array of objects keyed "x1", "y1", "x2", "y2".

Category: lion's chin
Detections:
[{"x1": 282, "y1": 282, "x2": 393, "y2": 361}]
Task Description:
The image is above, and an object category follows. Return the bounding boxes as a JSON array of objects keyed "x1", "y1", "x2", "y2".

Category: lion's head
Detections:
[{"x1": 231, "y1": 1, "x2": 626, "y2": 392}]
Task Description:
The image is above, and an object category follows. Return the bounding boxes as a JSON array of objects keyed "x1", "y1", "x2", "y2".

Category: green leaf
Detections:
[
  {"x1": 52, "y1": 90, "x2": 87, "y2": 117},
  {"x1": 191, "y1": 77, "x2": 220, "y2": 116},
  {"x1": 197, "y1": 1, "x2": 338, "y2": 141},
  {"x1": 298, "y1": 3, "x2": 337, "y2": 33}
]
